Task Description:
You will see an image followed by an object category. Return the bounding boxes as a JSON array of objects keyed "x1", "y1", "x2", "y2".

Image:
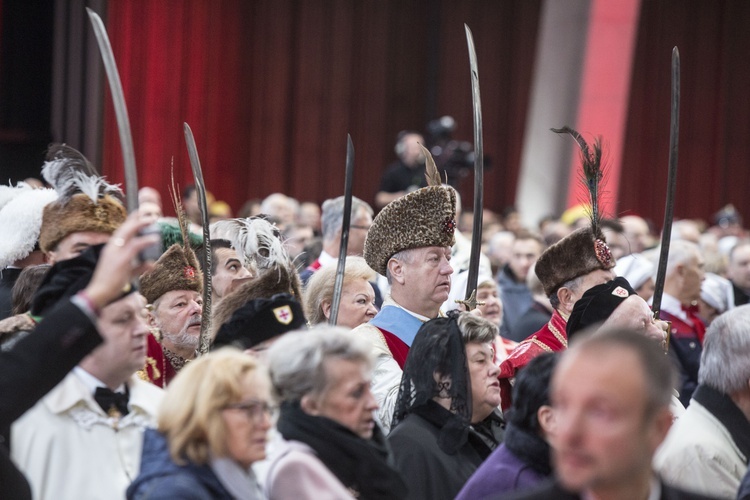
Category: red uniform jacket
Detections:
[{"x1": 498, "y1": 309, "x2": 568, "y2": 411}]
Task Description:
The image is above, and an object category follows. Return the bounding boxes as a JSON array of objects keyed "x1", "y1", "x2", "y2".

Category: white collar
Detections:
[
  {"x1": 383, "y1": 294, "x2": 440, "y2": 322},
  {"x1": 317, "y1": 250, "x2": 336, "y2": 267},
  {"x1": 657, "y1": 293, "x2": 687, "y2": 322},
  {"x1": 73, "y1": 366, "x2": 126, "y2": 394}
]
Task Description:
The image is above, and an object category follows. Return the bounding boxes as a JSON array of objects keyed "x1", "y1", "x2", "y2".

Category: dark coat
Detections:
[
  {"x1": 0, "y1": 268, "x2": 21, "y2": 321},
  {"x1": 388, "y1": 404, "x2": 502, "y2": 500},
  {"x1": 127, "y1": 429, "x2": 233, "y2": 500},
  {"x1": 0, "y1": 299, "x2": 102, "y2": 499},
  {"x1": 498, "y1": 265, "x2": 534, "y2": 342},
  {"x1": 511, "y1": 301, "x2": 552, "y2": 343},
  {"x1": 498, "y1": 478, "x2": 722, "y2": 500}
]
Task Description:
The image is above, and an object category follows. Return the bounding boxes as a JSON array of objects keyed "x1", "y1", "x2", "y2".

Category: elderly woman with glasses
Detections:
[
  {"x1": 264, "y1": 327, "x2": 407, "y2": 499},
  {"x1": 303, "y1": 257, "x2": 378, "y2": 329},
  {"x1": 127, "y1": 350, "x2": 273, "y2": 499}
]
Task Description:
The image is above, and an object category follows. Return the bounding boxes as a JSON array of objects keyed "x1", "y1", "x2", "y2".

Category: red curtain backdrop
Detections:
[
  {"x1": 620, "y1": 0, "x2": 750, "y2": 228},
  {"x1": 101, "y1": 0, "x2": 542, "y2": 216}
]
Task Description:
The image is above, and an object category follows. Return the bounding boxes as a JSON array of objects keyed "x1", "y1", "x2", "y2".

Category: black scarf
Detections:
[
  {"x1": 276, "y1": 402, "x2": 407, "y2": 500},
  {"x1": 503, "y1": 421, "x2": 552, "y2": 475}
]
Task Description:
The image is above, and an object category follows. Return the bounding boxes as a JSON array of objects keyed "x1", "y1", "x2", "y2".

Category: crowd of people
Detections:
[{"x1": 2, "y1": 139, "x2": 750, "y2": 500}]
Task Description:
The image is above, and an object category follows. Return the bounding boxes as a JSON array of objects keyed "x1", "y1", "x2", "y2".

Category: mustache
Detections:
[{"x1": 188, "y1": 315, "x2": 202, "y2": 327}]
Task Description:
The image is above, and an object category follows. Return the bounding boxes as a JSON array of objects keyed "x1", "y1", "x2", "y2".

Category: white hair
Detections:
[
  {"x1": 320, "y1": 196, "x2": 373, "y2": 241},
  {"x1": 698, "y1": 305, "x2": 750, "y2": 393}
]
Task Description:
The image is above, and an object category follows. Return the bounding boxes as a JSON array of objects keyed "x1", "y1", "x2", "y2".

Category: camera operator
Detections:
[{"x1": 375, "y1": 131, "x2": 427, "y2": 209}]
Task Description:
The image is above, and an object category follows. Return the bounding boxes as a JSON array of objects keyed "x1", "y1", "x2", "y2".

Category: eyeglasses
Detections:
[
  {"x1": 224, "y1": 399, "x2": 278, "y2": 422},
  {"x1": 350, "y1": 225, "x2": 371, "y2": 231}
]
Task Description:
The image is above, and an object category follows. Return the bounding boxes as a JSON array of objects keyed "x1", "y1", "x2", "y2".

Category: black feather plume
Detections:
[{"x1": 551, "y1": 126, "x2": 604, "y2": 238}]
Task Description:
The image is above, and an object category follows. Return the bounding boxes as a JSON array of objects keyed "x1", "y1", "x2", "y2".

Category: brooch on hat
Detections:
[
  {"x1": 443, "y1": 217, "x2": 456, "y2": 235},
  {"x1": 594, "y1": 239, "x2": 613, "y2": 267},
  {"x1": 184, "y1": 266, "x2": 196, "y2": 279}
]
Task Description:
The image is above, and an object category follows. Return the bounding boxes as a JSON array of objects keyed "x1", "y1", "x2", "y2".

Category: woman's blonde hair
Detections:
[
  {"x1": 303, "y1": 256, "x2": 376, "y2": 325},
  {"x1": 157, "y1": 349, "x2": 267, "y2": 465}
]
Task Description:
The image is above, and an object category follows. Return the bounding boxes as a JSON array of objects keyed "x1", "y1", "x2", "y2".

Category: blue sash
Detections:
[{"x1": 369, "y1": 305, "x2": 424, "y2": 347}]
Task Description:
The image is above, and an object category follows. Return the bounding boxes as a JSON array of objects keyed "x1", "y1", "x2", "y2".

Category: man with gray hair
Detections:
[
  {"x1": 654, "y1": 239, "x2": 706, "y2": 406},
  {"x1": 654, "y1": 305, "x2": 750, "y2": 499},
  {"x1": 299, "y1": 196, "x2": 373, "y2": 284}
]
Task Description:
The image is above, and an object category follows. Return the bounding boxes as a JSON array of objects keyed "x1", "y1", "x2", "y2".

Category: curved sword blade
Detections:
[
  {"x1": 464, "y1": 24, "x2": 484, "y2": 308},
  {"x1": 652, "y1": 47, "x2": 680, "y2": 318},
  {"x1": 329, "y1": 135, "x2": 355, "y2": 326},
  {"x1": 86, "y1": 8, "x2": 138, "y2": 213},
  {"x1": 184, "y1": 123, "x2": 212, "y2": 354}
]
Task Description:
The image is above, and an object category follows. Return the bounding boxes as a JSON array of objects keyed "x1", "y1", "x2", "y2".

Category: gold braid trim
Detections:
[
  {"x1": 548, "y1": 321, "x2": 568, "y2": 349},
  {"x1": 530, "y1": 338, "x2": 554, "y2": 353}
]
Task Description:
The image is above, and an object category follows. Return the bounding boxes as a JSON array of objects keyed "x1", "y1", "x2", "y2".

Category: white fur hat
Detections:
[{"x1": 0, "y1": 187, "x2": 58, "y2": 268}]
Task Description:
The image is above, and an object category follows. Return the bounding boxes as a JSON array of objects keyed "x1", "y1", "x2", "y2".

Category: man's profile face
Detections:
[
  {"x1": 550, "y1": 346, "x2": 666, "y2": 493},
  {"x1": 213, "y1": 247, "x2": 251, "y2": 300},
  {"x1": 728, "y1": 244, "x2": 750, "y2": 290},
  {"x1": 400, "y1": 246, "x2": 453, "y2": 306},
  {"x1": 47, "y1": 231, "x2": 112, "y2": 264},
  {"x1": 681, "y1": 252, "x2": 705, "y2": 303},
  {"x1": 509, "y1": 238, "x2": 542, "y2": 282}
]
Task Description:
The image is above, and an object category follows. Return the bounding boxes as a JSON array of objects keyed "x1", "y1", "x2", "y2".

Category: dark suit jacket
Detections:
[
  {"x1": 0, "y1": 299, "x2": 102, "y2": 499},
  {"x1": 497, "y1": 478, "x2": 722, "y2": 500}
]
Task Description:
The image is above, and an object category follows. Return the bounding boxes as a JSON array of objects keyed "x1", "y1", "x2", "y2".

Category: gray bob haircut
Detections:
[
  {"x1": 266, "y1": 326, "x2": 374, "y2": 403},
  {"x1": 320, "y1": 196, "x2": 373, "y2": 240},
  {"x1": 457, "y1": 312, "x2": 498, "y2": 345},
  {"x1": 698, "y1": 304, "x2": 750, "y2": 394}
]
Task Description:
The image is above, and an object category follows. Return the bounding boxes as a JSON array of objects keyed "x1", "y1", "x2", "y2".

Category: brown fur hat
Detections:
[
  {"x1": 210, "y1": 263, "x2": 301, "y2": 341},
  {"x1": 38, "y1": 144, "x2": 126, "y2": 253},
  {"x1": 39, "y1": 194, "x2": 126, "y2": 253},
  {"x1": 535, "y1": 226, "x2": 615, "y2": 297},
  {"x1": 139, "y1": 243, "x2": 204, "y2": 305},
  {"x1": 364, "y1": 185, "x2": 457, "y2": 276}
]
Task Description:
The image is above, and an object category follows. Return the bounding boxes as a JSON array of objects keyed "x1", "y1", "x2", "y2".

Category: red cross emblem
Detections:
[{"x1": 273, "y1": 305, "x2": 293, "y2": 325}]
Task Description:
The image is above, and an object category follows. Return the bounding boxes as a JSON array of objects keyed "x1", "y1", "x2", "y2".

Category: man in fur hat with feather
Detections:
[
  {"x1": 354, "y1": 145, "x2": 456, "y2": 433},
  {"x1": 139, "y1": 201, "x2": 205, "y2": 388},
  {"x1": 497, "y1": 128, "x2": 617, "y2": 411},
  {"x1": 0, "y1": 145, "x2": 126, "y2": 346},
  {"x1": 38, "y1": 145, "x2": 127, "y2": 265}
]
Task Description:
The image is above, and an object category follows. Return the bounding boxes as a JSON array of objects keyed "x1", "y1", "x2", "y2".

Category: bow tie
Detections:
[{"x1": 94, "y1": 386, "x2": 130, "y2": 418}]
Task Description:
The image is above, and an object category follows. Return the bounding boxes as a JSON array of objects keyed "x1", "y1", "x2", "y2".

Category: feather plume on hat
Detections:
[
  {"x1": 534, "y1": 127, "x2": 615, "y2": 297},
  {"x1": 139, "y1": 176, "x2": 204, "y2": 305},
  {"x1": 210, "y1": 216, "x2": 302, "y2": 300},
  {"x1": 38, "y1": 144, "x2": 127, "y2": 253}
]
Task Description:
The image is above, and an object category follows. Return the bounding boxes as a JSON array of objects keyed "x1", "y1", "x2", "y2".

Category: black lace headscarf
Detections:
[{"x1": 392, "y1": 310, "x2": 472, "y2": 454}]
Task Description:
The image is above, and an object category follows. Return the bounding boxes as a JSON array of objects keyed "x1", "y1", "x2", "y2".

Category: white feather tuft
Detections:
[{"x1": 209, "y1": 217, "x2": 291, "y2": 270}]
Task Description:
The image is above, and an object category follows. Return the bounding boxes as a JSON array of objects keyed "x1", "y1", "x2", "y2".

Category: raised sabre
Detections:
[
  {"x1": 183, "y1": 123, "x2": 213, "y2": 355},
  {"x1": 457, "y1": 24, "x2": 485, "y2": 311},
  {"x1": 651, "y1": 47, "x2": 681, "y2": 320},
  {"x1": 86, "y1": 8, "x2": 138, "y2": 213},
  {"x1": 329, "y1": 135, "x2": 355, "y2": 326}
]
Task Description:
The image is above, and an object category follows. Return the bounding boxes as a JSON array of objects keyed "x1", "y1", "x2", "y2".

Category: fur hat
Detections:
[
  {"x1": 38, "y1": 144, "x2": 127, "y2": 253},
  {"x1": 0, "y1": 185, "x2": 58, "y2": 268},
  {"x1": 210, "y1": 264, "x2": 301, "y2": 341},
  {"x1": 535, "y1": 227, "x2": 615, "y2": 296},
  {"x1": 139, "y1": 242, "x2": 204, "y2": 305},
  {"x1": 364, "y1": 146, "x2": 457, "y2": 276},
  {"x1": 211, "y1": 293, "x2": 306, "y2": 350}
]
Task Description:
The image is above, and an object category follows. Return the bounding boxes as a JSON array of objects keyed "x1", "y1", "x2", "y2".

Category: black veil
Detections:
[{"x1": 391, "y1": 311, "x2": 472, "y2": 454}]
